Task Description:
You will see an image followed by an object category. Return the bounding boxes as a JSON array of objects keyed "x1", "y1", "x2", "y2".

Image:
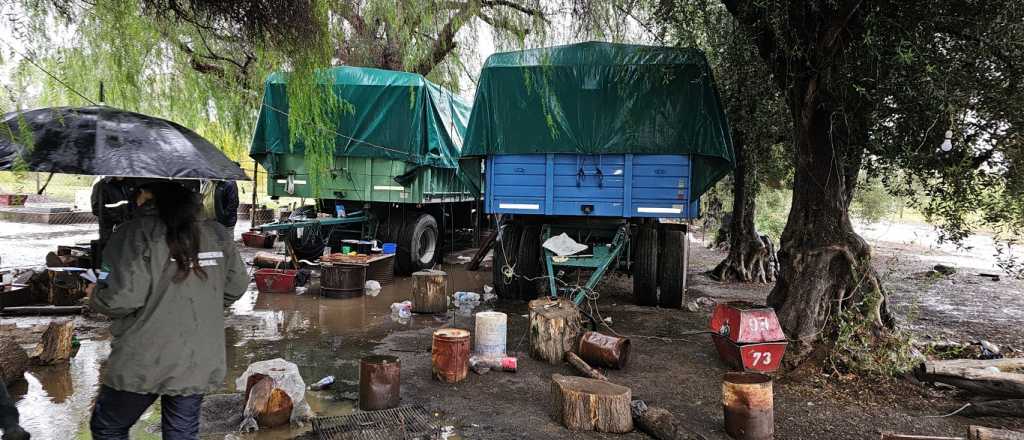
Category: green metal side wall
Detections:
[{"x1": 265, "y1": 154, "x2": 481, "y2": 204}]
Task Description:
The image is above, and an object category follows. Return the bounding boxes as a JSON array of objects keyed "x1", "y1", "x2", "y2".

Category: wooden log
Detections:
[
  {"x1": 30, "y1": 320, "x2": 74, "y2": 365},
  {"x1": 567, "y1": 351, "x2": 609, "y2": 382},
  {"x1": 924, "y1": 359, "x2": 1024, "y2": 376},
  {"x1": 0, "y1": 338, "x2": 28, "y2": 384},
  {"x1": 631, "y1": 401, "x2": 705, "y2": 440},
  {"x1": 467, "y1": 229, "x2": 497, "y2": 271},
  {"x1": 529, "y1": 299, "x2": 581, "y2": 364},
  {"x1": 253, "y1": 252, "x2": 290, "y2": 269},
  {"x1": 242, "y1": 374, "x2": 293, "y2": 429},
  {"x1": 970, "y1": 426, "x2": 1024, "y2": 440},
  {"x1": 411, "y1": 269, "x2": 448, "y2": 313},
  {"x1": 47, "y1": 270, "x2": 87, "y2": 306},
  {"x1": 551, "y1": 374, "x2": 632, "y2": 433},
  {"x1": 879, "y1": 434, "x2": 963, "y2": 440},
  {"x1": 919, "y1": 359, "x2": 1024, "y2": 397},
  {"x1": 960, "y1": 399, "x2": 1024, "y2": 418},
  {"x1": 1, "y1": 306, "x2": 84, "y2": 316}
]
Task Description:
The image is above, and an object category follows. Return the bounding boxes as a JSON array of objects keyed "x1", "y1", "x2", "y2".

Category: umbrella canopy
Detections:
[{"x1": 0, "y1": 106, "x2": 248, "y2": 180}]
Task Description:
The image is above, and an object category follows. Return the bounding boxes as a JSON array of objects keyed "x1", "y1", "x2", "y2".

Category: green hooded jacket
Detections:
[{"x1": 90, "y1": 204, "x2": 249, "y2": 396}]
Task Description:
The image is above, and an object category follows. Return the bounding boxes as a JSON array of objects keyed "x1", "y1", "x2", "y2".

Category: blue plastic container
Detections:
[{"x1": 382, "y1": 243, "x2": 398, "y2": 254}]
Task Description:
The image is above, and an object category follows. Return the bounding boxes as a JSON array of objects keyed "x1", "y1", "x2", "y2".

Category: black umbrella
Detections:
[{"x1": 0, "y1": 106, "x2": 248, "y2": 180}]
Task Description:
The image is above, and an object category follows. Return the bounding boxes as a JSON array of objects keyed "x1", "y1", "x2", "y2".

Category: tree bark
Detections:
[
  {"x1": 709, "y1": 136, "x2": 778, "y2": 283},
  {"x1": 551, "y1": 374, "x2": 633, "y2": 433},
  {"x1": 0, "y1": 339, "x2": 28, "y2": 384},
  {"x1": 960, "y1": 399, "x2": 1024, "y2": 418},
  {"x1": 566, "y1": 352, "x2": 609, "y2": 382},
  {"x1": 30, "y1": 320, "x2": 74, "y2": 365},
  {"x1": 529, "y1": 299, "x2": 582, "y2": 364},
  {"x1": 411, "y1": 269, "x2": 448, "y2": 313},
  {"x1": 632, "y1": 402, "x2": 706, "y2": 440}
]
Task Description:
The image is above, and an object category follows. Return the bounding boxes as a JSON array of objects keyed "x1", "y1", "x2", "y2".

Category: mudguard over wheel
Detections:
[
  {"x1": 396, "y1": 212, "x2": 438, "y2": 274},
  {"x1": 632, "y1": 223, "x2": 659, "y2": 306},
  {"x1": 492, "y1": 222, "x2": 522, "y2": 299},
  {"x1": 658, "y1": 228, "x2": 685, "y2": 308}
]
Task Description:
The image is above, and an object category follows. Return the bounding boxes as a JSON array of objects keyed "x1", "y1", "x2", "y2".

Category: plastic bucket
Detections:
[
  {"x1": 382, "y1": 243, "x2": 397, "y2": 254},
  {"x1": 722, "y1": 372, "x2": 773, "y2": 440},
  {"x1": 474, "y1": 312, "x2": 507, "y2": 359},
  {"x1": 254, "y1": 269, "x2": 298, "y2": 294},
  {"x1": 359, "y1": 355, "x2": 400, "y2": 411},
  {"x1": 432, "y1": 328, "x2": 470, "y2": 383}
]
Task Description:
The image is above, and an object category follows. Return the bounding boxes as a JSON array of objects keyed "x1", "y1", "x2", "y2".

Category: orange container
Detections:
[{"x1": 431, "y1": 328, "x2": 470, "y2": 383}]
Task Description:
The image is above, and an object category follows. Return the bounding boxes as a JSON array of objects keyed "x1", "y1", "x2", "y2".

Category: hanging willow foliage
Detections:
[{"x1": 0, "y1": 0, "x2": 554, "y2": 194}]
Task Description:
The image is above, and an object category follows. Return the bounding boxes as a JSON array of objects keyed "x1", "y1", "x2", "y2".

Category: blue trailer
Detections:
[{"x1": 462, "y1": 42, "x2": 735, "y2": 307}]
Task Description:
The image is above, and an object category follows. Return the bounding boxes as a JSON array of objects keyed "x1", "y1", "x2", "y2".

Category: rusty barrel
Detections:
[
  {"x1": 432, "y1": 328, "x2": 470, "y2": 383},
  {"x1": 359, "y1": 355, "x2": 401, "y2": 411},
  {"x1": 578, "y1": 331, "x2": 631, "y2": 369},
  {"x1": 722, "y1": 372, "x2": 773, "y2": 440}
]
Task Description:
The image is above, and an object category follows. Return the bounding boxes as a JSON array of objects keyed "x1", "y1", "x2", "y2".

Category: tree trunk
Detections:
[
  {"x1": 529, "y1": 299, "x2": 582, "y2": 364},
  {"x1": 30, "y1": 320, "x2": 75, "y2": 365},
  {"x1": 960, "y1": 399, "x2": 1024, "y2": 418},
  {"x1": 766, "y1": 76, "x2": 898, "y2": 370},
  {"x1": 0, "y1": 339, "x2": 28, "y2": 384},
  {"x1": 709, "y1": 136, "x2": 778, "y2": 283},
  {"x1": 411, "y1": 269, "x2": 448, "y2": 314},
  {"x1": 551, "y1": 374, "x2": 633, "y2": 433}
]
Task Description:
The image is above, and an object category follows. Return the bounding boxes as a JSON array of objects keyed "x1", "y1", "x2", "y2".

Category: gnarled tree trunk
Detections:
[
  {"x1": 709, "y1": 136, "x2": 778, "y2": 283},
  {"x1": 766, "y1": 78, "x2": 899, "y2": 369}
]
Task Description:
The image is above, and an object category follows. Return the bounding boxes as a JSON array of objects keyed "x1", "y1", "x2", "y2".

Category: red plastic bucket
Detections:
[{"x1": 254, "y1": 269, "x2": 297, "y2": 293}]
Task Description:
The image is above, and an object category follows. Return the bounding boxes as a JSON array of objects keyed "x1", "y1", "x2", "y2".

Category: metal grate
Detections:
[{"x1": 312, "y1": 405, "x2": 438, "y2": 440}]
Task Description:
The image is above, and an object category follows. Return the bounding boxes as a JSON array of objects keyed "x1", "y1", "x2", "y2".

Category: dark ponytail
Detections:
[{"x1": 145, "y1": 182, "x2": 207, "y2": 282}]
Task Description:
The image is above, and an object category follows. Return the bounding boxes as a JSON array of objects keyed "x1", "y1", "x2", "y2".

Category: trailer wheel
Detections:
[
  {"x1": 492, "y1": 222, "x2": 521, "y2": 299},
  {"x1": 632, "y1": 222, "x2": 659, "y2": 306},
  {"x1": 515, "y1": 225, "x2": 543, "y2": 300},
  {"x1": 396, "y1": 213, "x2": 438, "y2": 274},
  {"x1": 658, "y1": 229, "x2": 685, "y2": 309}
]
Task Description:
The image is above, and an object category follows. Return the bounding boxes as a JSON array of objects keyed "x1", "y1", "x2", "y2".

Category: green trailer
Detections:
[{"x1": 249, "y1": 66, "x2": 480, "y2": 273}]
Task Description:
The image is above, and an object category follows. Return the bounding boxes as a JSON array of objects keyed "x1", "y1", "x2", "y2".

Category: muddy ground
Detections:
[{"x1": 2, "y1": 220, "x2": 1023, "y2": 439}]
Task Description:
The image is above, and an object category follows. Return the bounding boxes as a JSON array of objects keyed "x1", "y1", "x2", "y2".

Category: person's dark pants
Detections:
[
  {"x1": 0, "y1": 379, "x2": 28, "y2": 440},
  {"x1": 90, "y1": 386, "x2": 203, "y2": 440}
]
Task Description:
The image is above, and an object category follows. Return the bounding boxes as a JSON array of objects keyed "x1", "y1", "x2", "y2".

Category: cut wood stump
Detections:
[
  {"x1": 242, "y1": 374, "x2": 293, "y2": 429},
  {"x1": 30, "y1": 320, "x2": 74, "y2": 365},
  {"x1": 411, "y1": 269, "x2": 448, "y2": 313},
  {"x1": 919, "y1": 358, "x2": 1024, "y2": 398},
  {"x1": 960, "y1": 399, "x2": 1024, "y2": 418},
  {"x1": 969, "y1": 426, "x2": 1024, "y2": 440},
  {"x1": 632, "y1": 400, "x2": 705, "y2": 440},
  {"x1": 551, "y1": 374, "x2": 632, "y2": 433},
  {"x1": 529, "y1": 299, "x2": 581, "y2": 364},
  {"x1": 567, "y1": 351, "x2": 608, "y2": 382},
  {"x1": 879, "y1": 434, "x2": 963, "y2": 440},
  {"x1": 0, "y1": 338, "x2": 28, "y2": 384}
]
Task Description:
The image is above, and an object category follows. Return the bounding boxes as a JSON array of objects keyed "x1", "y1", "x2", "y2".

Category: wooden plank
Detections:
[{"x1": 467, "y1": 229, "x2": 497, "y2": 271}]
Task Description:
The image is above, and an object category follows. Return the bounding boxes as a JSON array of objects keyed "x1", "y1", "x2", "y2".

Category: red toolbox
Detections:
[
  {"x1": 710, "y1": 301, "x2": 788, "y2": 373},
  {"x1": 242, "y1": 231, "x2": 277, "y2": 248},
  {"x1": 254, "y1": 269, "x2": 297, "y2": 294}
]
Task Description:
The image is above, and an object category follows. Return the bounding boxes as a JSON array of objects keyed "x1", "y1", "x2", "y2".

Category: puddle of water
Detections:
[{"x1": 8, "y1": 262, "x2": 488, "y2": 439}]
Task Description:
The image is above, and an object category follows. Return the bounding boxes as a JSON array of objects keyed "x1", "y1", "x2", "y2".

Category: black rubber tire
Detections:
[
  {"x1": 396, "y1": 212, "x2": 438, "y2": 274},
  {"x1": 658, "y1": 229, "x2": 685, "y2": 309},
  {"x1": 515, "y1": 225, "x2": 544, "y2": 300},
  {"x1": 632, "y1": 222, "x2": 659, "y2": 306},
  {"x1": 492, "y1": 222, "x2": 522, "y2": 300}
]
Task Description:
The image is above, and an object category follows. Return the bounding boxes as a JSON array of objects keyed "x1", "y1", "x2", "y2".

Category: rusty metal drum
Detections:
[
  {"x1": 578, "y1": 331, "x2": 631, "y2": 369},
  {"x1": 359, "y1": 355, "x2": 401, "y2": 411},
  {"x1": 432, "y1": 328, "x2": 470, "y2": 383},
  {"x1": 722, "y1": 372, "x2": 774, "y2": 440}
]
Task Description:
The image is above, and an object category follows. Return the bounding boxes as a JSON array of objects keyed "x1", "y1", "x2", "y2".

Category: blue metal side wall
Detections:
[{"x1": 486, "y1": 154, "x2": 696, "y2": 218}]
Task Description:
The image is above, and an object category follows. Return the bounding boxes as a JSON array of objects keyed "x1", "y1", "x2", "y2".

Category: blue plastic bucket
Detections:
[{"x1": 382, "y1": 243, "x2": 397, "y2": 254}]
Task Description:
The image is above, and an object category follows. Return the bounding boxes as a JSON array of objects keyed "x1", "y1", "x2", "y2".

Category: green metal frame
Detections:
[
  {"x1": 541, "y1": 223, "x2": 630, "y2": 305},
  {"x1": 255, "y1": 211, "x2": 369, "y2": 232}
]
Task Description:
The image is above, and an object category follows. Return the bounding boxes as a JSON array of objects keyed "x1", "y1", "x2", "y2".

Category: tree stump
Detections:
[
  {"x1": 0, "y1": 338, "x2": 28, "y2": 384},
  {"x1": 529, "y1": 299, "x2": 581, "y2": 364},
  {"x1": 970, "y1": 426, "x2": 1024, "y2": 440},
  {"x1": 242, "y1": 374, "x2": 293, "y2": 429},
  {"x1": 411, "y1": 269, "x2": 447, "y2": 313},
  {"x1": 551, "y1": 374, "x2": 633, "y2": 433},
  {"x1": 30, "y1": 320, "x2": 74, "y2": 365}
]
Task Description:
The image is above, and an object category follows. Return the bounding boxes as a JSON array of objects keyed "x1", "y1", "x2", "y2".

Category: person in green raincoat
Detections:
[{"x1": 87, "y1": 180, "x2": 249, "y2": 440}]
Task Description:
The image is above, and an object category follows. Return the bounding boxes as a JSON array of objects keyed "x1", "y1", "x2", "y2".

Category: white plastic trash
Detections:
[
  {"x1": 235, "y1": 358, "x2": 313, "y2": 428},
  {"x1": 365, "y1": 280, "x2": 382, "y2": 297},
  {"x1": 474, "y1": 311, "x2": 508, "y2": 359}
]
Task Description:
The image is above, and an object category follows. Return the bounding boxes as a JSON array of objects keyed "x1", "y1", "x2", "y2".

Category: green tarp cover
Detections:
[
  {"x1": 461, "y1": 41, "x2": 735, "y2": 198},
  {"x1": 250, "y1": 66, "x2": 471, "y2": 173}
]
